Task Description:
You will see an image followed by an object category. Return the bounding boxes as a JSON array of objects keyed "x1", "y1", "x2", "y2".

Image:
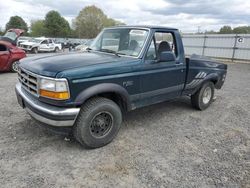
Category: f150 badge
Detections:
[{"x1": 123, "y1": 81, "x2": 134, "y2": 87}]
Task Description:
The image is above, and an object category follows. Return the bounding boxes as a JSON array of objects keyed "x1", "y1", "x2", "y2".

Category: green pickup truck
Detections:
[{"x1": 16, "y1": 26, "x2": 227, "y2": 148}]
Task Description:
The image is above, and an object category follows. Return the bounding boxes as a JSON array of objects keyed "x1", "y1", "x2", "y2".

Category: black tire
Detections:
[
  {"x1": 74, "y1": 97, "x2": 122, "y2": 148},
  {"x1": 54, "y1": 47, "x2": 59, "y2": 53},
  {"x1": 191, "y1": 81, "x2": 215, "y2": 110},
  {"x1": 32, "y1": 47, "x2": 38, "y2": 54},
  {"x1": 11, "y1": 61, "x2": 18, "y2": 72}
]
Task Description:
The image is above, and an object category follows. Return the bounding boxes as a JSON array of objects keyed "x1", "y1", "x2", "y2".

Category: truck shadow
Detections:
[
  {"x1": 13, "y1": 96, "x2": 193, "y2": 150},
  {"x1": 123, "y1": 96, "x2": 193, "y2": 123}
]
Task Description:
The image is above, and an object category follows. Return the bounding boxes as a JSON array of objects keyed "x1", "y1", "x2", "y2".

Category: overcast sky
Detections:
[{"x1": 1, "y1": 0, "x2": 250, "y2": 33}]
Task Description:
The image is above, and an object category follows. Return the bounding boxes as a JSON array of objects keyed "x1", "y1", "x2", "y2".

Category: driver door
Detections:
[
  {"x1": 48, "y1": 39, "x2": 55, "y2": 51},
  {"x1": 139, "y1": 31, "x2": 186, "y2": 105},
  {"x1": 39, "y1": 40, "x2": 49, "y2": 51}
]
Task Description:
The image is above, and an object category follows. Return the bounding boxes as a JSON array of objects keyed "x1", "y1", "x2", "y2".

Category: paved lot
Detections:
[{"x1": 0, "y1": 62, "x2": 249, "y2": 188}]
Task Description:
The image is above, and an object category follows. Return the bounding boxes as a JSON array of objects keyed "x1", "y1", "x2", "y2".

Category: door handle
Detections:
[{"x1": 175, "y1": 62, "x2": 183, "y2": 65}]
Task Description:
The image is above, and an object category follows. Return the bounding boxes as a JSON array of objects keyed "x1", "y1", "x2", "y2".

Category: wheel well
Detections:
[
  {"x1": 83, "y1": 92, "x2": 128, "y2": 113},
  {"x1": 210, "y1": 78, "x2": 218, "y2": 85},
  {"x1": 98, "y1": 92, "x2": 128, "y2": 112},
  {"x1": 192, "y1": 78, "x2": 218, "y2": 95}
]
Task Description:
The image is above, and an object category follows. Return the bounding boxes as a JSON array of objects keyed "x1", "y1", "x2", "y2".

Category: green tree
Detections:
[
  {"x1": 0, "y1": 27, "x2": 4, "y2": 35},
  {"x1": 5, "y1": 16, "x2": 28, "y2": 32},
  {"x1": 104, "y1": 18, "x2": 125, "y2": 27},
  {"x1": 75, "y1": 5, "x2": 124, "y2": 38},
  {"x1": 219, "y1": 25, "x2": 233, "y2": 34},
  {"x1": 44, "y1": 10, "x2": 71, "y2": 37},
  {"x1": 219, "y1": 26, "x2": 233, "y2": 34},
  {"x1": 233, "y1": 26, "x2": 250, "y2": 34},
  {"x1": 205, "y1": 30, "x2": 217, "y2": 34},
  {"x1": 30, "y1": 20, "x2": 46, "y2": 37}
]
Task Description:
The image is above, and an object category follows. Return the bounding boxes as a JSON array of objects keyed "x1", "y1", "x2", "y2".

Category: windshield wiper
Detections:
[{"x1": 100, "y1": 49, "x2": 125, "y2": 57}]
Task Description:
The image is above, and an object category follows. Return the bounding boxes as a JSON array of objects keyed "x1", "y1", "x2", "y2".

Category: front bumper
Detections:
[
  {"x1": 15, "y1": 83, "x2": 80, "y2": 127},
  {"x1": 19, "y1": 47, "x2": 32, "y2": 51}
]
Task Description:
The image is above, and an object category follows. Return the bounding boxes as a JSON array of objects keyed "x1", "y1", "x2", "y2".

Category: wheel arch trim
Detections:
[
  {"x1": 74, "y1": 83, "x2": 132, "y2": 110},
  {"x1": 191, "y1": 73, "x2": 219, "y2": 94}
]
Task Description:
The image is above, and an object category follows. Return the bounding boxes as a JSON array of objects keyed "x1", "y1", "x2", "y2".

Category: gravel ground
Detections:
[{"x1": 0, "y1": 62, "x2": 249, "y2": 188}]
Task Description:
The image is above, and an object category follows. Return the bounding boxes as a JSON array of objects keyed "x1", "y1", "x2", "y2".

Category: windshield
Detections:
[
  {"x1": 19, "y1": 37, "x2": 29, "y2": 40},
  {"x1": 4, "y1": 31, "x2": 17, "y2": 41},
  {"x1": 90, "y1": 28, "x2": 149, "y2": 57},
  {"x1": 29, "y1": 38, "x2": 43, "y2": 43}
]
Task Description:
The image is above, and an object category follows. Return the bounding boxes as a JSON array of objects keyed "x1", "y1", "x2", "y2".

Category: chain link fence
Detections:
[
  {"x1": 182, "y1": 34, "x2": 250, "y2": 62},
  {"x1": 2, "y1": 34, "x2": 250, "y2": 62}
]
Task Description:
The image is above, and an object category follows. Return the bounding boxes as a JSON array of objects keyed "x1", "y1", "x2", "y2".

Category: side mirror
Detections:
[{"x1": 159, "y1": 51, "x2": 176, "y2": 62}]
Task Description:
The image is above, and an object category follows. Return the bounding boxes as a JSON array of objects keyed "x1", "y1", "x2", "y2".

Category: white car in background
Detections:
[
  {"x1": 75, "y1": 39, "x2": 93, "y2": 51},
  {"x1": 17, "y1": 36, "x2": 30, "y2": 46},
  {"x1": 19, "y1": 37, "x2": 62, "y2": 53}
]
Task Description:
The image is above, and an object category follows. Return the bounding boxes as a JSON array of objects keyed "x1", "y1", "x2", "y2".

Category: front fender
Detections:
[
  {"x1": 74, "y1": 83, "x2": 132, "y2": 110},
  {"x1": 30, "y1": 46, "x2": 38, "y2": 50}
]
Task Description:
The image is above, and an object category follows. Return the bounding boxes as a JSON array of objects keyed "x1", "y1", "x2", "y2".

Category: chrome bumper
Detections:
[{"x1": 15, "y1": 83, "x2": 80, "y2": 127}]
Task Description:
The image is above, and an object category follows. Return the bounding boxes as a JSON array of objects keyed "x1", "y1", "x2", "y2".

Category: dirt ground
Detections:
[{"x1": 0, "y1": 62, "x2": 249, "y2": 188}]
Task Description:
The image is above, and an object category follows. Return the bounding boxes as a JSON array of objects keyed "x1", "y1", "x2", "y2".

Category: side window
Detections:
[
  {"x1": 155, "y1": 32, "x2": 177, "y2": 57},
  {"x1": 146, "y1": 39, "x2": 157, "y2": 60},
  {"x1": 48, "y1": 39, "x2": 52, "y2": 44},
  {"x1": 41, "y1": 40, "x2": 48, "y2": 44}
]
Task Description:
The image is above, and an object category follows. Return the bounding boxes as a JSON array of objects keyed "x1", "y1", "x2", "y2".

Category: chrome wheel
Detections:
[
  {"x1": 89, "y1": 111, "x2": 113, "y2": 138},
  {"x1": 11, "y1": 61, "x2": 18, "y2": 72},
  {"x1": 202, "y1": 87, "x2": 212, "y2": 104}
]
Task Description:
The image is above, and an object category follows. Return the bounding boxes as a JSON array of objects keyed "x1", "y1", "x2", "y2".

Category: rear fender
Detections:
[{"x1": 192, "y1": 73, "x2": 219, "y2": 94}]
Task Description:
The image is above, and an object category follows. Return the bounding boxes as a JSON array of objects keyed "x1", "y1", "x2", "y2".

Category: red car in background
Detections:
[{"x1": 0, "y1": 29, "x2": 26, "y2": 72}]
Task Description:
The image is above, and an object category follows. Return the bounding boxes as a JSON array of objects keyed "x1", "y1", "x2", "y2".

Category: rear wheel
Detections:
[
  {"x1": 191, "y1": 81, "x2": 214, "y2": 110},
  {"x1": 74, "y1": 97, "x2": 122, "y2": 148}
]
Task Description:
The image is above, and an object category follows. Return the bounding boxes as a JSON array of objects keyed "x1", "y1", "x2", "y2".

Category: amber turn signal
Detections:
[{"x1": 40, "y1": 89, "x2": 69, "y2": 100}]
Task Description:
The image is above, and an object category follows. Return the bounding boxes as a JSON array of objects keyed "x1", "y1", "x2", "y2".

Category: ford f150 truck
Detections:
[{"x1": 15, "y1": 26, "x2": 227, "y2": 148}]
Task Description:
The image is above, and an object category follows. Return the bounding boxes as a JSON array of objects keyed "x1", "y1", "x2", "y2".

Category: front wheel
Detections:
[
  {"x1": 32, "y1": 47, "x2": 38, "y2": 54},
  {"x1": 54, "y1": 47, "x2": 59, "y2": 53},
  {"x1": 191, "y1": 81, "x2": 215, "y2": 110},
  {"x1": 11, "y1": 61, "x2": 18, "y2": 72},
  {"x1": 74, "y1": 97, "x2": 122, "y2": 148}
]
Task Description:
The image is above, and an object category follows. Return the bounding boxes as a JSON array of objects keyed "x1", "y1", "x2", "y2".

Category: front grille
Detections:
[
  {"x1": 20, "y1": 45, "x2": 28, "y2": 49},
  {"x1": 18, "y1": 68, "x2": 39, "y2": 96}
]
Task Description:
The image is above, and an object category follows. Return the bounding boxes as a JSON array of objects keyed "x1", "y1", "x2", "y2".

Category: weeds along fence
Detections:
[{"x1": 182, "y1": 34, "x2": 250, "y2": 62}]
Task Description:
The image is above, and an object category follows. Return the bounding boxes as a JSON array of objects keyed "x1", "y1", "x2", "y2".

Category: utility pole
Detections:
[{"x1": 198, "y1": 26, "x2": 201, "y2": 34}]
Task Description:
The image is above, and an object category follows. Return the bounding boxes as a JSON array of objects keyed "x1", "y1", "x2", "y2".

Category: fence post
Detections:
[
  {"x1": 202, "y1": 34, "x2": 207, "y2": 56},
  {"x1": 232, "y1": 34, "x2": 238, "y2": 62}
]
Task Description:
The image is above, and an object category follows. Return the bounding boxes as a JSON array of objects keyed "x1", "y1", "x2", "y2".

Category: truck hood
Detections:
[
  {"x1": 20, "y1": 41, "x2": 38, "y2": 46},
  {"x1": 19, "y1": 51, "x2": 136, "y2": 77}
]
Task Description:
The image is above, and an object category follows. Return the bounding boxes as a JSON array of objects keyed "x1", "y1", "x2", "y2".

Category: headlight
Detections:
[{"x1": 39, "y1": 78, "x2": 70, "y2": 100}]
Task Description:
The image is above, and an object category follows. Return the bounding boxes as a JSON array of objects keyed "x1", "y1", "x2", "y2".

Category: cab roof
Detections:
[{"x1": 107, "y1": 25, "x2": 178, "y2": 31}]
